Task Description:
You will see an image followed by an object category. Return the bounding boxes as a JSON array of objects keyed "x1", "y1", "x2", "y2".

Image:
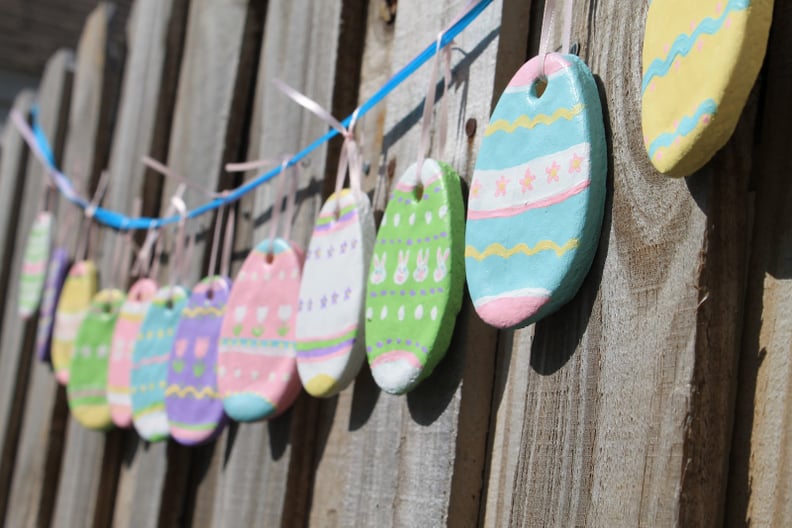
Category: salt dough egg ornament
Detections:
[
  {"x1": 108, "y1": 278, "x2": 158, "y2": 428},
  {"x1": 166, "y1": 276, "x2": 230, "y2": 445},
  {"x1": 365, "y1": 159, "x2": 465, "y2": 395},
  {"x1": 296, "y1": 190, "x2": 375, "y2": 397},
  {"x1": 18, "y1": 212, "x2": 53, "y2": 318},
  {"x1": 67, "y1": 288, "x2": 125, "y2": 430},
  {"x1": 465, "y1": 53, "x2": 607, "y2": 329},
  {"x1": 35, "y1": 247, "x2": 70, "y2": 363},
  {"x1": 52, "y1": 261, "x2": 99, "y2": 384},
  {"x1": 130, "y1": 286, "x2": 189, "y2": 442},
  {"x1": 219, "y1": 239, "x2": 304, "y2": 421},
  {"x1": 642, "y1": 0, "x2": 773, "y2": 177}
]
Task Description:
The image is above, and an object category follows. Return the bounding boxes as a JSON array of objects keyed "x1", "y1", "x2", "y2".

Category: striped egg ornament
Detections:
[
  {"x1": 296, "y1": 189, "x2": 376, "y2": 397},
  {"x1": 52, "y1": 261, "x2": 99, "y2": 384},
  {"x1": 67, "y1": 288, "x2": 125, "y2": 430},
  {"x1": 218, "y1": 239, "x2": 303, "y2": 422},
  {"x1": 166, "y1": 276, "x2": 230, "y2": 445},
  {"x1": 465, "y1": 53, "x2": 607, "y2": 329},
  {"x1": 35, "y1": 247, "x2": 70, "y2": 363},
  {"x1": 108, "y1": 278, "x2": 158, "y2": 428},
  {"x1": 130, "y1": 286, "x2": 189, "y2": 442},
  {"x1": 641, "y1": 0, "x2": 773, "y2": 177},
  {"x1": 364, "y1": 159, "x2": 465, "y2": 395},
  {"x1": 18, "y1": 211, "x2": 53, "y2": 318}
]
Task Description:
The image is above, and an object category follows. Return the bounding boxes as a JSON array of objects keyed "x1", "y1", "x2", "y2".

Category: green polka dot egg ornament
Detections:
[
  {"x1": 67, "y1": 288, "x2": 125, "y2": 430},
  {"x1": 365, "y1": 159, "x2": 465, "y2": 394},
  {"x1": 18, "y1": 211, "x2": 53, "y2": 318}
]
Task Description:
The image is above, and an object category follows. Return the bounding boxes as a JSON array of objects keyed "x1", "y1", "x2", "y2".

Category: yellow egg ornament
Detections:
[{"x1": 641, "y1": 0, "x2": 773, "y2": 177}]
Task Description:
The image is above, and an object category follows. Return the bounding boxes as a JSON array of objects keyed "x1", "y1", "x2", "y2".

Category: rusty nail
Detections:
[{"x1": 465, "y1": 118, "x2": 477, "y2": 138}]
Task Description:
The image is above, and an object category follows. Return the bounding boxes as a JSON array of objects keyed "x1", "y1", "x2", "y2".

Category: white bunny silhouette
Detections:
[
  {"x1": 394, "y1": 250, "x2": 410, "y2": 285},
  {"x1": 433, "y1": 247, "x2": 450, "y2": 282},
  {"x1": 370, "y1": 253, "x2": 387, "y2": 285},
  {"x1": 413, "y1": 248, "x2": 429, "y2": 282}
]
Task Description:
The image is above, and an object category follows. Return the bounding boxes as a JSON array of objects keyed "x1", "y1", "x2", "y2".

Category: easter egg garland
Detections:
[
  {"x1": 641, "y1": 0, "x2": 774, "y2": 177},
  {"x1": 108, "y1": 278, "x2": 158, "y2": 428},
  {"x1": 365, "y1": 159, "x2": 465, "y2": 394},
  {"x1": 67, "y1": 288, "x2": 125, "y2": 430},
  {"x1": 465, "y1": 52, "x2": 607, "y2": 329}
]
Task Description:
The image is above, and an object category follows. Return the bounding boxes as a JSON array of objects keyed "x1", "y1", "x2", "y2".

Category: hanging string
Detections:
[
  {"x1": 267, "y1": 158, "x2": 298, "y2": 250},
  {"x1": 416, "y1": 32, "x2": 453, "y2": 177},
  {"x1": 111, "y1": 198, "x2": 142, "y2": 287},
  {"x1": 207, "y1": 200, "x2": 228, "y2": 279},
  {"x1": 167, "y1": 194, "x2": 189, "y2": 297},
  {"x1": 272, "y1": 79, "x2": 363, "y2": 216},
  {"x1": 538, "y1": 0, "x2": 576, "y2": 76},
  {"x1": 75, "y1": 170, "x2": 110, "y2": 261},
  {"x1": 11, "y1": 0, "x2": 493, "y2": 231},
  {"x1": 220, "y1": 203, "x2": 235, "y2": 279}
]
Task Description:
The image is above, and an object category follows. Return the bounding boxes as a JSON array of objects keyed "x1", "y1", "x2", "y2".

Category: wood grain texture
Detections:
[
  {"x1": 0, "y1": 0, "x2": 131, "y2": 76},
  {"x1": 209, "y1": 0, "x2": 367, "y2": 525},
  {"x1": 148, "y1": 0, "x2": 266, "y2": 525},
  {"x1": 482, "y1": 0, "x2": 753, "y2": 526},
  {"x1": 307, "y1": 2, "x2": 501, "y2": 526},
  {"x1": 727, "y1": 1, "x2": 792, "y2": 525},
  {"x1": 2, "y1": 50, "x2": 74, "y2": 528},
  {"x1": 0, "y1": 90, "x2": 35, "y2": 525},
  {"x1": 101, "y1": 2, "x2": 192, "y2": 526},
  {"x1": 50, "y1": 5, "x2": 126, "y2": 528}
]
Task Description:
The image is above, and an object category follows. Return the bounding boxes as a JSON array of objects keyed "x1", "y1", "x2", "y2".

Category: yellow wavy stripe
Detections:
[
  {"x1": 485, "y1": 104, "x2": 584, "y2": 136},
  {"x1": 181, "y1": 306, "x2": 225, "y2": 317},
  {"x1": 165, "y1": 385, "x2": 220, "y2": 399},
  {"x1": 465, "y1": 239, "x2": 579, "y2": 261}
]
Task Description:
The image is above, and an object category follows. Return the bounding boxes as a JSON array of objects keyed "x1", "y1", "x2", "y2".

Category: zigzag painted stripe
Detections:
[
  {"x1": 484, "y1": 104, "x2": 584, "y2": 136},
  {"x1": 642, "y1": 0, "x2": 750, "y2": 93},
  {"x1": 465, "y1": 239, "x2": 579, "y2": 261},
  {"x1": 647, "y1": 98, "x2": 717, "y2": 157},
  {"x1": 165, "y1": 385, "x2": 221, "y2": 399},
  {"x1": 181, "y1": 305, "x2": 225, "y2": 317}
]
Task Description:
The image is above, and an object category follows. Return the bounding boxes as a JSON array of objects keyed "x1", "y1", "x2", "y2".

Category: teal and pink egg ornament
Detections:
[{"x1": 465, "y1": 53, "x2": 607, "y2": 329}]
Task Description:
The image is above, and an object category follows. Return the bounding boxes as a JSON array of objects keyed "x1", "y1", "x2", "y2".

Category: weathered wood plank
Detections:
[
  {"x1": 307, "y1": 1, "x2": 501, "y2": 526},
  {"x1": 305, "y1": 5, "x2": 395, "y2": 525},
  {"x1": 207, "y1": 0, "x2": 369, "y2": 526},
  {"x1": 0, "y1": 90, "x2": 35, "y2": 525},
  {"x1": 3, "y1": 49, "x2": 74, "y2": 528},
  {"x1": 482, "y1": 0, "x2": 754, "y2": 526},
  {"x1": 145, "y1": 0, "x2": 267, "y2": 524},
  {"x1": 98, "y1": 1, "x2": 191, "y2": 526},
  {"x1": 50, "y1": 5, "x2": 127, "y2": 528},
  {"x1": 727, "y1": 1, "x2": 792, "y2": 525}
]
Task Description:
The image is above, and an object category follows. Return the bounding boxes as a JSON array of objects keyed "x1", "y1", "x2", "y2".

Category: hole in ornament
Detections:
[
  {"x1": 265, "y1": 251, "x2": 274, "y2": 264},
  {"x1": 207, "y1": 287, "x2": 214, "y2": 300},
  {"x1": 103, "y1": 303, "x2": 112, "y2": 314},
  {"x1": 166, "y1": 297, "x2": 174, "y2": 310},
  {"x1": 333, "y1": 205, "x2": 341, "y2": 221},
  {"x1": 414, "y1": 183, "x2": 424, "y2": 202},
  {"x1": 533, "y1": 77, "x2": 548, "y2": 98}
]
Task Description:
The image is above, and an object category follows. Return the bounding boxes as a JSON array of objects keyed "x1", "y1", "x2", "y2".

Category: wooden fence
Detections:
[{"x1": 0, "y1": 0, "x2": 789, "y2": 526}]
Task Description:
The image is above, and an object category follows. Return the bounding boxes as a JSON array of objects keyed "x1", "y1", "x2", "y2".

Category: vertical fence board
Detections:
[
  {"x1": 482, "y1": 0, "x2": 754, "y2": 526},
  {"x1": 98, "y1": 1, "x2": 191, "y2": 526},
  {"x1": 306, "y1": 3, "x2": 393, "y2": 525},
  {"x1": 211, "y1": 0, "x2": 368, "y2": 525},
  {"x1": 148, "y1": 0, "x2": 266, "y2": 525},
  {"x1": 727, "y1": 1, "x2": 792, "y2": 525},
  {"x1": 51, "y1": 4, "x2": 127, "y2": 527},
  {"x1": 3, "y1": 50, "x2": 74, "y2": 528},
  {"x1": 305, "y1": 2, "x2": 502, "y2": 526},
  {"x1": 0, "y1": 90, "x2": 35, "y2": 524}
]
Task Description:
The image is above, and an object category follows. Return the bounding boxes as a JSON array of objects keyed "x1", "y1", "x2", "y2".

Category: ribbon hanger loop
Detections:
[
  {"x1": 76, "y1": 169, "x2": 110, "y2": 262},
  {"x1": 416, "y1": 30, "x2": 455, "y2": 178},
  {"x1": 538, "y1": 0, "x2": 575, "y2": 78},
  {"x1": 272, "y1": 79, "x2": 362, "y2": 218}
]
